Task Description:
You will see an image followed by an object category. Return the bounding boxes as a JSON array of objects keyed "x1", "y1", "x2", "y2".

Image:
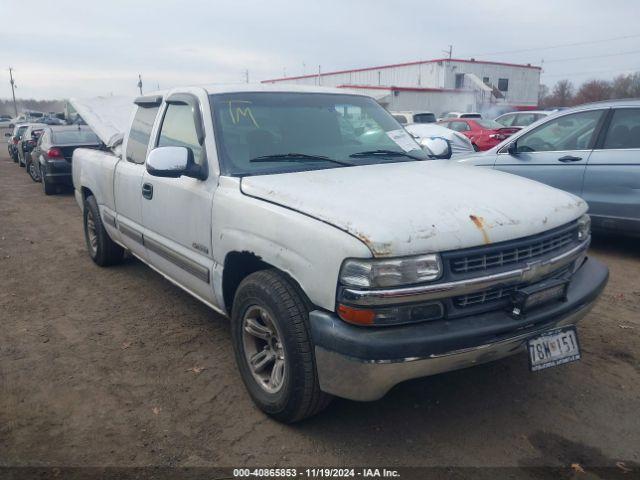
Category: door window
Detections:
[
  {"x1": 126, "y1": 105, "x2": 159, "y2": 164},
  {"x1": 602, "y1": 109, "x2": 640, "y2": 149},
  {"x1": 497, "y1": 114, "x2": 515, "y2": 127},
  {"x1": 157, "y1": 103, "x2": 204, "y2": 164},
  {"x1": 516, "y1": 110, "x2": 603, "y2": 153},
  {"x1": 515, "y1": 113, "x2": 538, "y2": 126},
  {"x1": 449, "y1": 121, "x2": 470, "y2": 132}
]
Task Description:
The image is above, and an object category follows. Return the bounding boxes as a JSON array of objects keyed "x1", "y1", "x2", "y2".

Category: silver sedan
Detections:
[{"x1": 458, "y1": 99, "x2": 640, "y2": 236}]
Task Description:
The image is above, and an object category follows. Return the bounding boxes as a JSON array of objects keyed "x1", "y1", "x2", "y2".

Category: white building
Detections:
[{"x1": 262, "y1": 58, "x2": 541, "y2": 116}]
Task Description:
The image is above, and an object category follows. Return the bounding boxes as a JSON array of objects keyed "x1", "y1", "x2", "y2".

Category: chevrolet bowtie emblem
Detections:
[{"x1": 521, "y1": 259, "x2": 544, "y2": 283}]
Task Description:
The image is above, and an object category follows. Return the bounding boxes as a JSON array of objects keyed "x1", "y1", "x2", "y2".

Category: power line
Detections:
[
  {"x1": 541, "y1": 65, "x2": 640, "y2": 78},
  {"x1": 543, "y1": 48, "x2": 640, "y2": 64},
  {"x1": 467, "y1": 33, "x2": 640, "y2": 57}
]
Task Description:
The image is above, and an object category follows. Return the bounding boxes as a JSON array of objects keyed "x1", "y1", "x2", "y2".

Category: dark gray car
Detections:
[
  {"x1": 29, "y1": 125, "x2": 102, "y2": 194},
  {"x1": 459, "y1": 99, "x2": 640, "y2": 236}
]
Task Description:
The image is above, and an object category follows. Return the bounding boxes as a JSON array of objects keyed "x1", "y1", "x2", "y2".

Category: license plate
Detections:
[{"x1": 527, "y1": 326, "x2": 581, "y2": 372}]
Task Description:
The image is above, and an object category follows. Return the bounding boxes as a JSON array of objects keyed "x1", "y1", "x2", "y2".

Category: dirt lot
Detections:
[{"x1": 1, "y1": 149, "x2": 639, "y2": 473}]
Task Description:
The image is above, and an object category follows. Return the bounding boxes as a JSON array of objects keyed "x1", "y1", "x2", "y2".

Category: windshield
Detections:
[
  {"x1": 476, "y1": 119, "x2": 503, "y2": 129},
  {"x1": 209, "y1": 92, "x2": 427, "y2": 176},
  {"x1": 413, "y1": 113, "x2": 436, "y2": 123},
  {"x1": 53, "y1": 130, "x2": 100, "y2": 144}
]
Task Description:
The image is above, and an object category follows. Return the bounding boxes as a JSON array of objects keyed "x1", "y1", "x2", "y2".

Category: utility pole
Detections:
[
  {"x1": 244, "y1": 69, "x2": 249, "y2": 83},
  {"x1": 137, "y1": 74, "x2": 143, "y2": 95},
  {"x1": 443, "y1": 45, "x2": 453, "y2": 59},
  {"x1": 8, "y1": 67, "x2": 18, "y2": 117},
  {"x1": 317, "y1": 65, "x2": 321, "y2": 86}
]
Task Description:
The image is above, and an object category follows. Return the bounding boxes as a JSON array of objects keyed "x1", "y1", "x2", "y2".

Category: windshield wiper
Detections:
[
  {"x1": 249, "y1": 153, "x2": 353, "y2": 166},
  {"x1": 349, "y1": 149, "x2": 422, "y2": 161}
]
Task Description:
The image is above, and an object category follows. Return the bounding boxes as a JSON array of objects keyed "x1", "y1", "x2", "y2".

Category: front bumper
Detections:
[{"x1": 311, "y1": 257, "x2": 608, "y2": 401}]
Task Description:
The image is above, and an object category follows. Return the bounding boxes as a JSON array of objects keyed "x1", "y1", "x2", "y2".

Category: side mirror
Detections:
[
  {"x1": 146, "y1": 146, "x2": 206, "y2": 180},
  {"x1": 421, "y1": 137, "x2": 452, "y2": 159},
  {"x1": 507, "y1": 141, "x2": 519, "y2": 155}
]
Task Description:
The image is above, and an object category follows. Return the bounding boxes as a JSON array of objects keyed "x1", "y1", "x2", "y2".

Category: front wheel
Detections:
[
  {"x1": 231, "y1": 270, "x2": 332, "y2": 422},
  {"x1": 83, "y1": 195, "x2": 124, "y2": 266}
]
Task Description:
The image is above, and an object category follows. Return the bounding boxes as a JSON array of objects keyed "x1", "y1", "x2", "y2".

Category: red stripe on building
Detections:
[{"x1": 262, "y1": 58, "x2": 542, "y2": 83}]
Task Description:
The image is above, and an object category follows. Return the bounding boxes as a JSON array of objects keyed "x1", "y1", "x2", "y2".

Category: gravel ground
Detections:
[{"x1": 1, "y1": 149, "x2": 639, "y2": 475}]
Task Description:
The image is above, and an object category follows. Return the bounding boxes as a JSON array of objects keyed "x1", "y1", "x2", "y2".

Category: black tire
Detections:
[
  {"x1": 41, "y1": 173, "x2": 56, "y2": 195},
  {"x1": 26, "y1": 159, "x2": 41, "y2": 183},
  {"x1": 231, "y1": 270, "x2": 332, "y2": 422},
  {"x1": 83, "y1": 195, "x2": 124, "y2": 266}
]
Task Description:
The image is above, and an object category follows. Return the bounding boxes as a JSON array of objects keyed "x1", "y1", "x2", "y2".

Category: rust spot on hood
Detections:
[{"x1": 469, "y1": 214, "x2": 491, "y2": 244}]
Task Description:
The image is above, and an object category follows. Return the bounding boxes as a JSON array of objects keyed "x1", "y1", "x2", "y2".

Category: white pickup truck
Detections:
[{"x1": 72, "y1": 84, "x2": 608, "y2": 422}]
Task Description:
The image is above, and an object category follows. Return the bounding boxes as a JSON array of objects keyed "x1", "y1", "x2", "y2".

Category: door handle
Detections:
[
  {"x1": 142, "y1": 182, "x2": 153, "y2": 200},
  {"x1": 557, "y1": 155, "x2": 582, "y2": 163}
]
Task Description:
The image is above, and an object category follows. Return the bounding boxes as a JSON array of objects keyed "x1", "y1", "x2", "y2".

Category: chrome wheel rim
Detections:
[
  {"x1": 241, "y1": 305, "x2": 286, "y2": 394},
  {"x1": 29, "y1": 163, "x2": 39, "y2": 181},
  {"x1": 86, "y1": 210, "x2": 98, "y2": 256}
]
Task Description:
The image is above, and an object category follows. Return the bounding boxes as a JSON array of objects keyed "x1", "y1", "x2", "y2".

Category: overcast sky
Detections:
[{"x1": 2, "y1": 0, "x2": 639, "y2": 100}]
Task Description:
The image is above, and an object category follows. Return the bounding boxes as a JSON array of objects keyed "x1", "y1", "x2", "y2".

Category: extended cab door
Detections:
[
  {"x1": 140, "y1": 92, "x2": 217, "y2": 303},
  {"x1": 494, "y1": 109, "x2": 607, "y2": 197},
  {"x1": 583, "y1": 107, "x2": 640, "y2": 234},
  {"x1": 113, "y1": 97, "x2": 162, "y2": 259}
]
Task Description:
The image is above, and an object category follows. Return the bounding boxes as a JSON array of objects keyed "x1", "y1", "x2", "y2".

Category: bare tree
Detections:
[
  {"x1": 574, "y1": 79, "x2": 612, "y2": 105},
  {"x1": 551, "y1": 80, "x2": 574, "y2": 107}
]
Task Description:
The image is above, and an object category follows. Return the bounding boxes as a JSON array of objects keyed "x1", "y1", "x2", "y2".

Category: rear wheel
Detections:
[
  {"x1": 231, "y1": 270, "x2": 332, "y2": 423},
  {"x1": 41, "y1": 173, "x2": 56, "y2": 195},
  {"x1": 83, "y1": 195, "x2": 124, "y2": 266},
  {"x1": 27, "y1": 159, "x2": 41, "y2": 182}
]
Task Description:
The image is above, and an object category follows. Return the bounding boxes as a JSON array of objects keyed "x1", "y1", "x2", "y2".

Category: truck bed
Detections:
[{"x1": 72, "y1": 148, "x2": 120, "y2": 212}]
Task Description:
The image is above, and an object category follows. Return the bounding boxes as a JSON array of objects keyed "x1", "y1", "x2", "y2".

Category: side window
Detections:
[
  {"x1": 450, "y1": 121, "x2": 469, "y2": 132},
  {"x1": 516, "y1": 110, "x2": 603, "y2": 153},
  {"x1": 392, "y1": 114, "x2": 408, "y2": 125},
  {"x1": 498, "y1": 78, "x2": 509, "y2": 92},
  {"x1": 157, "y1": 103, "x2": 204, "y2": 165},
  {"x1": 515, "y1": 113, "x2": 537, "y2": 126},
  {"x1": 126, "y1": 105, "x2": 159, "y2": 164},
  {"x1": 497, "y1": 114, "x2": 515, "y2": 127},
  {"x1": 602, "y1": 109, "x2": 640, "y2": 149}
]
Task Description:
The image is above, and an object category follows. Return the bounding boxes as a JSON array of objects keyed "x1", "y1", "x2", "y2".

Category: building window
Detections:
[
  {"x1": 498, "y1": 78, "x2": 509, "y2": 92},
  {"x1": 483, "y1": 76, "x2": 490, "y2": 85},
  {"x1": 455, "y1": 73, "x2": 465, "y2": 89}
]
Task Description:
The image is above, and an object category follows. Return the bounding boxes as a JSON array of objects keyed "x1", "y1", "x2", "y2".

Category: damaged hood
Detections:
[{"x1": 240, "y1": 161, "x2": 587, "y2": 257}]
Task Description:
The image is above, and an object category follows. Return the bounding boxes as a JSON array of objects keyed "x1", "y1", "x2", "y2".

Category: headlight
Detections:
[
  {"x1": 577, "y1": 214, "x2": 591, "y2": 241},
  {"x1": 339, "y1": 254, "x2": 442, "y2": 288}
]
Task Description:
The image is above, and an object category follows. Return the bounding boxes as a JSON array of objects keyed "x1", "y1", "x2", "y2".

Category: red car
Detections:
[{"x1": 438, "y1": 118, "x2": 519, "y2": 151}]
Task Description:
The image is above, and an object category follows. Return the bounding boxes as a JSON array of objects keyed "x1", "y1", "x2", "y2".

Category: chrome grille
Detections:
[
  {"x1": 453, "y1": 266, "x2": 572, "y2": 309},
  {"x1": 454, "y1": 285, "x2": 517, "y2": 308},
  {"x1": 450, "y1": 228, "x2": 576, "y2": 274}
]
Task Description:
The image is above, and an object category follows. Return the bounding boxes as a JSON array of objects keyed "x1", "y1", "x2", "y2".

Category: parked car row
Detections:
[
  {"x1": 392, "y1": 108, "x2": 557, "y2": 152},
  {"x1": 6, "y1": 122, "x2": 102, "y2": 195},
  {"x1": 438, "y1": 118, "x2": 520, "y2": 151}
]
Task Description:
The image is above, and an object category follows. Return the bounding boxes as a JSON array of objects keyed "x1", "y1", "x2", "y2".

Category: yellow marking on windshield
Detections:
[{"x1": 227, "y1": 101, "x2": 259, "y2": 127}]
